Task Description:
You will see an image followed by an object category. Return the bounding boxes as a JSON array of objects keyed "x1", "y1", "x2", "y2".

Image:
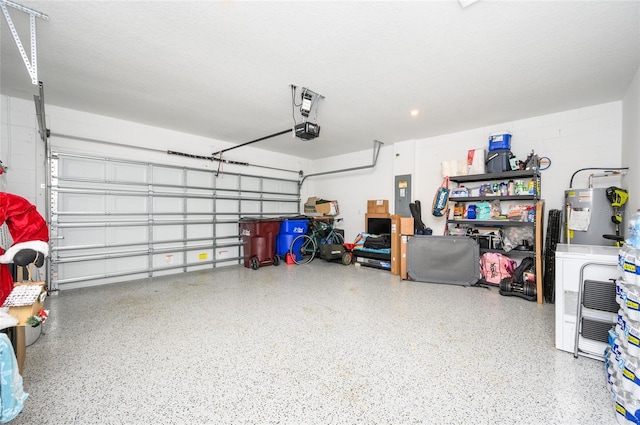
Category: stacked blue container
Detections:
[
  {"x1": 487, "y1": 132, "x2": 513, "y2": 173},
  {"x1": 606, "y1": 210, "x2": 640, "y2": 424},
  {"x1": 276, "y1": 218, "x2": 310, "y2": 262}
]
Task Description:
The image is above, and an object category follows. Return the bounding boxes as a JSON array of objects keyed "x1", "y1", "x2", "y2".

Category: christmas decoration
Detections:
[
  {"x1": 26, "y1": 308, "x2": 48, "y2": 327},
  {"x1": 0, "y1": 192, "x2": 49, "y2": 304}
]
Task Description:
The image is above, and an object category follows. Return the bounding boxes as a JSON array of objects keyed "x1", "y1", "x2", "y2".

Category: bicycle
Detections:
[{"x1": 289, "y1": 219, "x2": 346, "y2": 265}]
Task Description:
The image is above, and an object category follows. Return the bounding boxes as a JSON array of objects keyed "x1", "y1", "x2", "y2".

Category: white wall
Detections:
[
  {"x1": 1, "y1": 95, "x2": 312, "y2": 210},
  {"x1": 0, "y1": 96, "x2": 45, "y2": 209},
  {"x1": 301, "y1": 143, "x2": 394, "y2": 242},
  {"x1": 414, "y1": 102, "x2": 623, "y2": 232},
  {"x1": 622, "y1": 65, "x2": 640, "y2": 230},
  {"x1": 310, "y1": 102, "x2": 623, "y2": 240},
  {"x1": 2, "y1": 94, "x2": 629, "y2": 246}
]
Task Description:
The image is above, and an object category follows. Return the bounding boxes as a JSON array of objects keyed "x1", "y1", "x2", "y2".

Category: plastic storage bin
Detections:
[
  {"x1": 486, "y1": 149, "x2": 512, "y2": 173},
  {"x1": 276, "y1": 218, "x2": 310, "y2": 262},
  {"x1": 239, "y1": 218, "x2": 282, "y2": 270},
  {"x1": 488, "y1": 133, "x2": 511, "y2": 151}
]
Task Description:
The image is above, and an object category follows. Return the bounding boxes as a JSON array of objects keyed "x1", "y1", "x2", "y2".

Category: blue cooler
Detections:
[
  {"x1": 276, "y1": 219, "x2": 310, "y2": 261},
  {"x1": 488, "y1": 133, "x2": 511, "y2": 151}
]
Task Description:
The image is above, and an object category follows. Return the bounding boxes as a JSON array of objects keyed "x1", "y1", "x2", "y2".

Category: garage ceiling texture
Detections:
[{"x1": 1, "y1": 0, "x2": 639, "y2": 160}]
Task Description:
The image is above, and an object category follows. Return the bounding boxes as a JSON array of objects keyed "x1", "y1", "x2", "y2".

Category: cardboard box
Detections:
[
  {"x1": 367, "y1": 200, "x2": 389, "y2": 214},
  {"x1": 400, "y1": 217, "x2": 414, "y2": 235},
  {"x1": 390, "y1": 215, "x2": 401, "y2": 275},
  {"x1": 400, "y1": 235, "x2": 411, "y2": 279},
  {"x1": 304, "y1": 197, "x2": 339, "y2": 216},
  {"x1": 304, "y1": 197, "x2": 319, "y2": 213},
  {"x1": 315, "y1": 200, "x2": 339, "y2": 216},
  {"x1": 390, "y1": 216, "x2": 414, "y2": 275},
  {"x1": 365, "y1": 213, "x2": 391, "y2": 233}
]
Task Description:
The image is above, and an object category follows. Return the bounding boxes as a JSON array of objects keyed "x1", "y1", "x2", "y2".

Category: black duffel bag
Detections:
[{"x1": 363, "y1": 233, "x2": 391, "y2": 249}]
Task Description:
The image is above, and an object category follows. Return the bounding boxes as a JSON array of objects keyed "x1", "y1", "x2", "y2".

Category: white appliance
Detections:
[{"x1": 555, "y1": 244, "x2": 620, "y2": 359}]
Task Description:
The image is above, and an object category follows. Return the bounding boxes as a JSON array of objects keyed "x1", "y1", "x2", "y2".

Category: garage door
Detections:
[{"x1": 49, "y1": 151, "x2": 299, "y2": 290}]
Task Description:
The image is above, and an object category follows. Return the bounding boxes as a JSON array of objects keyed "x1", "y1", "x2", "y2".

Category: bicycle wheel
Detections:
[
  {"x1": 326, "y1": 231, "x2": 344, "y2": 246},
  {"x1": 290, "y1": 234, "x2": 317, "y2": 265}
]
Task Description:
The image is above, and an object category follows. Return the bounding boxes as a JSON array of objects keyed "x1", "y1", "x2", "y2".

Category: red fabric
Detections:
[
  {"x1": 0, "y1": 265, "x2": 11, "y2": 307},
  {"x1": 0, "y1": 193, "x2": 49, "y2": 246},
  {"x1": 0, "y1": 192, "x2": 49, "y2": 304}
]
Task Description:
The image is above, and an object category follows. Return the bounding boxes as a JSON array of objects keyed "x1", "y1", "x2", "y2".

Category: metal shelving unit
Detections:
[{"x1": 447, "y1": 169, "x2": 544, "y2": 302}]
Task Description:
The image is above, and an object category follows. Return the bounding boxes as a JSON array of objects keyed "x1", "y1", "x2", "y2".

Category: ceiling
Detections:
[{"x1": 1, "y1": 1, "x2": 639, "y2": 160}]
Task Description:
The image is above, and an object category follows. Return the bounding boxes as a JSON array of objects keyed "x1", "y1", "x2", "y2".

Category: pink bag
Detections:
[{"x1": 480, "y1": 252, "x2": 516, "y2": 285}]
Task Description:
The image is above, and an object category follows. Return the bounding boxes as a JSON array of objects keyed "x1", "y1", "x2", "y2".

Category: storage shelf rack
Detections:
[{"x1": 447, "y1": 168, "x2": 543, "y2": 303}]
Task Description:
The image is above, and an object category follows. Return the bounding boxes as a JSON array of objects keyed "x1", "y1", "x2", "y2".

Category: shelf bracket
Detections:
[{"x1": 0, "y1": 0, "x2": 49, "y2": 85}]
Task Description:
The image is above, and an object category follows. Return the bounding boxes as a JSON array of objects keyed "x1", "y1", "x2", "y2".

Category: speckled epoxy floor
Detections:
[{"x1": 11, "y1": 262, "x2": 616, "y2": 424}]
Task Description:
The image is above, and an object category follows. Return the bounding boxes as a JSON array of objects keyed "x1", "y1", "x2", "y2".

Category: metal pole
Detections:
[
  {"x1": 299, "y1": 140, "x2": 384, "y2": 186},
  {"x1": 212, "y1": 128, "x2": 292, "y2": 156}
]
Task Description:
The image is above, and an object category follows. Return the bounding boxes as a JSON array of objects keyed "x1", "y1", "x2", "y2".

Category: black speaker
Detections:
[{"x1": 407, "y1": 236, "x2": 480, "y2": 286}]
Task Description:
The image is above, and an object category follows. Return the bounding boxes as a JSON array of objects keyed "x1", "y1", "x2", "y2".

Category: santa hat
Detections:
[{"x1": 0, "y1": 192, "x2": 49, "y2": 264}]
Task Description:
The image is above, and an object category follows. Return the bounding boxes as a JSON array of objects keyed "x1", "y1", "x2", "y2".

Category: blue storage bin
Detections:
[
  {"x1": 488, "y1": 133, "x2": 511, "y2": 151},
  {"x1": 276, "y1": 233, "x2": 304, "y2": 261},
  {"x1": 280, "y1": 219, "x2": 309, "y2": 235}
]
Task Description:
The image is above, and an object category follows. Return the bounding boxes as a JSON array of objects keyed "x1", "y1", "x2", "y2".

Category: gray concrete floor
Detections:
[{"x1": 12, "y1": 262, "x2": 616, "y2": 424}]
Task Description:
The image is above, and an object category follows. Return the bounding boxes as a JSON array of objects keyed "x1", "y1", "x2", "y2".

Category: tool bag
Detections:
[
  {"x1": 432, "y1": 177, "x2": 450, "y2": 217},
  {"x1": 480, "y1": 252, "x2": 516, "y2": 285}
]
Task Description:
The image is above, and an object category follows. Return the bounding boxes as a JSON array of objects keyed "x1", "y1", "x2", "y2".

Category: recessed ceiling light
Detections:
[{"x1": 410, "y1": 109, "x2": 419, "y2": 117}]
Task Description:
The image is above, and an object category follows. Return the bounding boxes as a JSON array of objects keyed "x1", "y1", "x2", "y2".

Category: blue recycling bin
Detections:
[{"x1": 276, "y1": 218, "x2": 310, "y2": 261}]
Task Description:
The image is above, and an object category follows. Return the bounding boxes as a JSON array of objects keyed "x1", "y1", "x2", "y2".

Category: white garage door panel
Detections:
[
  {"x1": 241, "y1": 200, "x2": 262, "y2": 214},
  {"x1": 187, "y1": 249, "x2": 214, "y2": 263},
  {"x1": 58, "y1": 260, "x2": 106, "y2": 280},
  {"x1": 111, "y1": 196, "x2": 148, "y2": 214},
  {"x1": 50, "y1": 151, "x2": 299, "y2": 290},
  {"x1": 60, "y1": 193, "x2": 107, "y2": 213},
  {"x1": 112, "y1": 256, "x2": 147, "y2": 271},
  {"x1": 153, "y1": 167, "x2": 183, "y2": 186},
  {"x1": 241, "y1": 176, "x2": 261, "y2": 192},
  {"x1": 58, "y1": 227, "x2": 105, "y2": 248},
  {"x1": 215, "y1": 243, "x2": 239, "y2": 257},
  {"x1": 110, "y1": 227, "x2": 147, "y2": 245},
  {"x1": 262, "y1": 203, "x2": 297, "y2": 214},
  {"x1": 106, "y1": 163, "x2": 148, "y2": 183},
  {"x1": 59, "y1": 257, "x2": 148, "y2": 282},
  {"x1": 153, "y1": 198, "x2": 182, "y2": 213},
  {"x1": 62, "y1": 158, "x2": 106, "y2": 180},
  {"x1": 187, "y1": 170, "x2": 213, "y2": 187},
  {"x1": 187, "y1": 198, "x2": 213, "y2": 213},
  {"x1": 187, "y1": 224, "x2": 213, "y2": 239},
  {"x1": 263, "y1": 179, "x2": 297, "y2": 194},
  {"x1": 216, "y1": 223, "x2": 238, "y2": 239},
  {"x1": 215, "y1": 175, "x2": 239, "y2": 190},
  {"x1": 152, "y1": 225, "x2": 184, "y2": 242},
  {"x1": 152, "y1": 252, "x2": 180, "y2": 267},
  {"x1": 216, "y1": 199, "x2": 240, "y2": 214}
]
